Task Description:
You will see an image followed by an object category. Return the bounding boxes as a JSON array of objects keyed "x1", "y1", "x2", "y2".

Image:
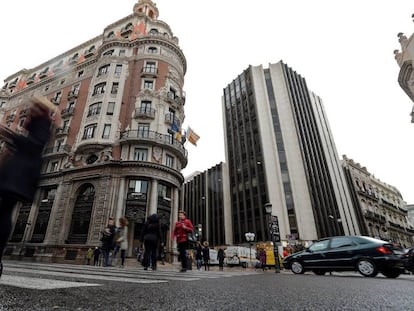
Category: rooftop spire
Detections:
[{"x1": 133, "y1": 0, "x2": 159, "y2": 20}]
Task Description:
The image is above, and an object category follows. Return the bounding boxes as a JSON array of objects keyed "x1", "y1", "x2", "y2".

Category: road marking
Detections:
[{"x1": 0, "y1": 275, "x2": 100, "y2": 290}]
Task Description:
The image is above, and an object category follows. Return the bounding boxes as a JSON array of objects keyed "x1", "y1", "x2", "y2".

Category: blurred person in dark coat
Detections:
[
  {"x1": 140, "y1": 214, "x2": 162, "y2": 271},
  {"x1": 0, "y1": 94, "x2": 56, "y2": 277}
]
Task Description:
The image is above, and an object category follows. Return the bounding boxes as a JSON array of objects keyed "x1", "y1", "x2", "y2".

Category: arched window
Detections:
[{"x1": 66, "y1": 184, "x2": 95, "y2": 244}]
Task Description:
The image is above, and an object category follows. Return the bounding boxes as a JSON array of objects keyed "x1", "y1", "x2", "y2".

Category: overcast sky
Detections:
[{"x1": 1, "y1": 1, "x2": 413, "y2": 203}]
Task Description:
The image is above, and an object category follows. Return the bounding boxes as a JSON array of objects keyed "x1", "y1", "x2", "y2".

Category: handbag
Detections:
[{"x1": 187, "y1": 231, "x2": 197, "y2": 243}]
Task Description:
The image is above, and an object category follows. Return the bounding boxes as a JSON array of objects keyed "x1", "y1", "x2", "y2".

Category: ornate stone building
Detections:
[
  {"x1": 342, "y1": 156, "x2": 414, "y2": 247},
  {"x1": 394, "y1": 27, "x2": 414, "y2": 122},
  {"x1": 0, "y1": 0, "x2": 187, "y2": 262}
]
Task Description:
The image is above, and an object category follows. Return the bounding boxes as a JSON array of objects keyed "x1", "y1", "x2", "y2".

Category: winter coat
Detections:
[
  {"x1": 101, "y1": 225, "x2": 116, "y2": 250},
  {"x1": 0, "y1": 116, "x2": 51, "y2": 201},
  {"x1": 117, "y1": 226, "x2": 129, "y2": 250},
  {"x1": 173, "y1": 218, "x2": 194, "y2": 243},
  {"x1": 140, "y1": 214, "x2": 162, "y2": 243}
]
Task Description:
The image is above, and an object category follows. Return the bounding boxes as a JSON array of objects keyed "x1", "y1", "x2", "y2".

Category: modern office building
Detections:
[
  {"x1": 394, "y1": 31, "x2": 414, "y2": 122},
  {"x1": 181, "y1": 162, "x2": 227, "y2": 247},
  {"x1": 0, "y1": 0, "x2": 187, "y2": 262},
  {"x1": 222, "y1": 61, "x2": 360, "y2": 246},
  {"x1": 342, "y1": 156, "x2": 414, "y2": 246}
]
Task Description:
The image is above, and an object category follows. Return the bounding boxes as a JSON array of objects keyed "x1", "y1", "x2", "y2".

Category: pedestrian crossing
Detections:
[{"x1": 0, "y1": 261, "x2": 259, "y2": 290}]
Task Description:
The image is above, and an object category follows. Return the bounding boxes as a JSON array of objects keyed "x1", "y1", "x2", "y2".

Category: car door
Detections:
[
  {"x1": 301, "y1": 239, "x2": 330, "y2": 269},
  {"x1": 325, "y1": 236, "x2": 357, "y2": 268}
]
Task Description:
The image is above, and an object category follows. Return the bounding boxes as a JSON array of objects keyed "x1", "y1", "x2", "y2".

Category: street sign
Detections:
[{"x1": 268, "y1": 215, "x2": 280, "y2": 242}]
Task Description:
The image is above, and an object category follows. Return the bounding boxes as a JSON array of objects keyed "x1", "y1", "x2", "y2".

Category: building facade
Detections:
[
  {"x1": 222, "y1": 61, "x2": 360, "y2": 246},
  {"x1": 342, "y1": 156, "x2": 414, "y2": 247},
  {"x1": 394, "y1": 30, "x2": 414, "y2": 122},
  {"x1": 181, "y1": 162, "x2": 227, "y2": 247},
  {"x1": 0, "y1": 0, "x2": 187, "y2": 262}
]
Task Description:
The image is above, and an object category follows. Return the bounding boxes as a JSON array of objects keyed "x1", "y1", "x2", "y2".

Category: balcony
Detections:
[
  {"x1": 67, "y1": 91, "x2": 78, "y2": 100},
  {"x1": 43, "y1": 144, "x2": 71, "y2": 157},
  {"x1": 127, "y1": 192, "x2": 147, "y2": 202},
  {"x1": 121, "y1": 26, "x2": 133, "y2": 37},
  {"x1": 52, "y1": 97, "x2": 61, "y2": 105},
  {"x1": 61, "y1": 107, "x2": 75, "y2": 118},
  {"x1": 120, "y1": 129, "x2": 187, "y2": 162},
  {"x1": 134, "y1": 107, "x2": 155, "y2": 119},
  {"x1": 55, "y1": 127, "x2": 70, "y2": 136},
  {"x1": 141, "y1": 67, "x2": 158, "y2": 77},
  {"x1": 6, "y1": 114, "x2": 15, "y2": 122},
  {"x1": 164, "y1": 113, "x2": 181, "y2": 127}
]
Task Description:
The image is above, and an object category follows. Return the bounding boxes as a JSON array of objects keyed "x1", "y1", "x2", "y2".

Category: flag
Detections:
[
  {"x1": 175, "y1": 129, "x2": 182, "y2": 142},
  {"x1": 171, "y1": 121, "x2": 179, "y2": 133},
  {"x1": 186, "y1": 126, "x2": 200, "y2": 146}
]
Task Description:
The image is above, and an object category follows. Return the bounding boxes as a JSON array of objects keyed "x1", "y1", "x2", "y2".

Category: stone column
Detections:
[
  {"x1": 170, "y1": 187, "x2": 179, "y2": 263},
  {"x1": 148, "y1": 179, "x2": 158, "y2": 216}
]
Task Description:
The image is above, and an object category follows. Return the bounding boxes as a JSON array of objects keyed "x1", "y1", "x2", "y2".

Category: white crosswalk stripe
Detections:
[{"x1": 0, "y1": 261, "x2": 259, "y2": 290}]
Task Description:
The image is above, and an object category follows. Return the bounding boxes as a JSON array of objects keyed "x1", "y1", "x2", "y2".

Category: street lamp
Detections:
[
  {"x1": 264, "y1": 203, "x2": 280, "y2": 273},
  {"x1": 244, "y1": 232, "x2": 255, "y2": 268}
]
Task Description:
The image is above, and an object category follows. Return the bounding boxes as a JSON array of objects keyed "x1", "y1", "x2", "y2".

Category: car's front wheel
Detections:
[
  {"x1": 381, "y1": 269, "x2": 401, "y2": 278},
  {"x1": 356, "y1": 258, "x2": 378, "y2": 277},
  {"x1": 291, "y1": 260, "x2": 305, "y2": 274}
]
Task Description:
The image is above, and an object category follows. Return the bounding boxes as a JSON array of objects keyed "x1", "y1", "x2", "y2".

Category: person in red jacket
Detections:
[{"x1": 173, "y1": 210, "x2": 193, "y2": 272}]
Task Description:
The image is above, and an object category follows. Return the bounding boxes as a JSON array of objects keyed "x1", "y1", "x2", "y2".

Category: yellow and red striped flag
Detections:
[{"x1": 186, "y1": 126, "x2": 200, "y2": 146}]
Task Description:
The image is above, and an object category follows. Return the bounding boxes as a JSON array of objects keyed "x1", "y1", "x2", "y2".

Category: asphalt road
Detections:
[{"x1": 1, "y1": 261, "x2": 413, "y2": 311}]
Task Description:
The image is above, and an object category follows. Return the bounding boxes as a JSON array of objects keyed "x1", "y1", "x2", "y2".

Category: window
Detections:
[
  {"x1": 107, "y1": 102, "x2": 115, "y2": 115},
  {"x1": 107, "y1": 31, "x2": 115, "y2": 38},
  {"x1": 72, "y1": 84, "x2": 80, "y2": 94},
  {"x1": 140, "y1": 100, "x2": 152, "y2": 112},
  {"x1": 149, "y1": 29, "x2": 158, "y2": 35},
  {"x1": 62, "y1": 120, "x2": 70, "y2": 130},
  {"x1": 128, "y1": 179, "x2": 148, "y2": 194},
  {"x1": 138, "y1": 123, "x2": 150, "y2": 137},
  {"x1": 158, "y1": 184, "x2": 171, "y2": 200},
  {"x1": 77, "y1": 70, "x2": 84, "y2": 78},
  {"x1": 115, "y1": 65, "x2": 122, "y2": 75},
  {"x1": 134, "y1": 148, "x2": 148, "y2": 161},
  {"x1": 143, "y1": 80, "x2": 154, "y2": 90},
  {"x1": 102, "y1": 124, "x2": 111, "y2": 139},
  {"x1": 144, "y1": 61, "x2": 157, "y2": 74},
  {"x1": 92, "y1": 82, "x2": 106, "y2": 95},
  {"x1": 119, "y1": 50, "x2": 126, "y2": 57},
  {"x1": 111, "y1": 82, "x2": 119, "y2": 94},
  {"x1": 148, "y1": 47, "x2": 157, "y2": 54},
  {"x1": 53, "y1": 91, "x2": 62, "y2": 103},
  {"x1": 308, "y1": 240, "x2": 329, "y2": 252},
  {"x1": 87, "y1": 102, "x2": 102, "y2": 117},
  {"x1": 68, "y1": 101, "x2": 75, "y2": 109},
  {"x1": 103, "y1": 49, "x2": 114, "y2": 56},
  {"x1": 50, "y1": 161, "x2": 59, "y2": 172},
  {"x1": 97, "y1": 65, "x2": 110, "y2": 77},
  {"x1": 82, "y1": 124, "x2": 97, "y2": 139},
  {"x1": 165, "y1": 154, "x2": 174, "y2": 168},
  {"x1": 0, "y1": 101, "x2": 5, "y2": 108},
  {"x1": 330, "y1": 237, "x2": 355, "y2": 249}
]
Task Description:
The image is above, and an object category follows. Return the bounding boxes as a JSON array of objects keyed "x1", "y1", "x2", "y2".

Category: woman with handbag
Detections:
[
  {"x1": 0, "y1": 94, "x2": 56, "y2": 278},
  {"x1": 173, "y1": 210, "x2": 193, "y2": 272}
]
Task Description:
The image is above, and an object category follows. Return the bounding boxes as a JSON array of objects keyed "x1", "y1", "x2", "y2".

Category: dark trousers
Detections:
[
  {"x1": 120, "y1": 249, "x2": 126, "y2": 266},
  {"x1": 0, "y1": 195, "x2": 18, "y2": 262},
  {"x1": 177, "y1": 241, "x2": 189, "y2": 269},
  {"x1": 143, "y1": 239, "x2": 158, "y2": 269}
]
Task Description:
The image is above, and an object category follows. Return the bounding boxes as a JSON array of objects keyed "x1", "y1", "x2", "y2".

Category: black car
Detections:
[
  {"x1": 402, "y1": 247, "x2": 414, "y2": 273},
  {"x1": 283, "y1": 236, "x2": 405, "y2": 278}
]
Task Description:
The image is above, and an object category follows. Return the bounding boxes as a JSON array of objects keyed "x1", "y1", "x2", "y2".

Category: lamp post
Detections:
[
  {"x1": 264, "y1": 203, "x2": 280, "y2": 273},
  {"x1": 244, "y1": 232, "x2": 255, "y2": 268}
]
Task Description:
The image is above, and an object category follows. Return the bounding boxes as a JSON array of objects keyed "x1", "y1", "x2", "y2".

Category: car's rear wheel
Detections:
[
  {"x1": 381, "y1": 269, "x2": 401, "y2": 278},
  {"x1": 312, "y1": 269, "x2": 326, "y2": 275},
  {"x1": 291, "y1": 260, "x2": 305, "y2": 274},
  {"x1": 356, "y1": 259, "x2": 378, "y2": 277}
]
